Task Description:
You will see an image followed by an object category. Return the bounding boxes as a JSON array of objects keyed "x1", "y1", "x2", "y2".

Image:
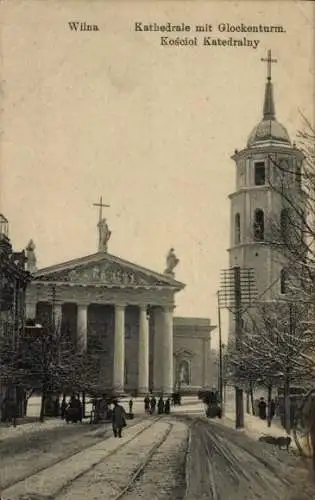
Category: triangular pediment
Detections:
[
  {"x1": 33, "y1": 252, "x2": 185, "y2": 290},
  {"x1": 174, "y1": 348, "x2": 195, "y2": 359}
]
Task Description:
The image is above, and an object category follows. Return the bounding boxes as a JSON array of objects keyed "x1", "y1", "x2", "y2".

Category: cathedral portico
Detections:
[{"x1": 25, "y1": 248, "x2": 185, "y2": 395}]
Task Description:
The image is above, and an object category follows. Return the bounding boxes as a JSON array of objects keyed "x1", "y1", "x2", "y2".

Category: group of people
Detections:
[
  {"x1": 144, "y1": 395, "x2": 171, "y2": 415},
  {"x1": 60, "y1": 394, "x2": 83, "y2": 421}
]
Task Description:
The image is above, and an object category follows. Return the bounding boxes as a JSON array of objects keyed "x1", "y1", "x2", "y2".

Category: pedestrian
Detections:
[
  {"x1": 157, "y1": 396, "x2": 164, "y2": 415},
  {"x1": 164, "y1": 397, "x2": 171, "y2": 415},
  {"x1": 258, "y1": 397, "x2": 267, "y2": 420},
  {"x1": 144, "y1": 395, "x2": 150, "y2": 414},
  {"x1": 61, "y1": 395, "x2": 67, "y2": 419},
  {"x1": 128, "y1": 398, "x2": 133, "y2": 414},
  {"x1": 112, "y1": 399, "x2": 127, "y2": 438},
  {"x1": 150, "y1": 395, "x2": 157, "y2": 415}
]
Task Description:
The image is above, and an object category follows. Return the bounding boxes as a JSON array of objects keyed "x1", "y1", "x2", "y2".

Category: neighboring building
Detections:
[
  {"x1": 228, "y1": 51, "x2": 305, "y2": 330},
  {"x1": 173, "y1": 317, "x2": 215, "y2": 393},
  {"x1": 0, "y1": 214, "x2": 31, "y2": 418},
  {"x1": 24, "y1": 230, "x2": 215, "y2": 395},
  {"x1": 0, "y1": 214, "x2": 30, "y2": 340}
]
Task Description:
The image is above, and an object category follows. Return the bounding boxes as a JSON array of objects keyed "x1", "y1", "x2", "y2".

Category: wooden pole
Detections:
[
  {"x1": 234, "y1": 266, "x2": 244, "y2": 429},
  {"x1": 217, "y1": 291, "x2": 223, "y2": 408}
]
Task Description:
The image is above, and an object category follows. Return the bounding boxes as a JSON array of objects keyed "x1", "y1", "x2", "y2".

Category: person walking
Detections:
[
  {"x1": 144, "y1": 395, "x2": 150, "y2": 415},
  {"x1": 112, "y1": 399, "x2": 127, "y2": 438},
  {"x1": 150, "y1": 395, "x2": 157, "y2": 415},
  {"x1": 61, "y1": 395, "x2": 67, "y2": 420},
  {"x1": 164, "y1": 397, "x2": 171, "y2": 415},
  {"x1": 128, "y1": 398, "x2": 133, "y2": 414},
  {"x1": 157, "y1": 396, "x2": 164, "y2": 415},
  {"x1": 258, "y1": 397, "x2": 267, "y2": 420}
]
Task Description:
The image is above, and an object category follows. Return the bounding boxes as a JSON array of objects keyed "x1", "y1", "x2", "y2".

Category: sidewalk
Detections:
[
  {"x1": 222, "y1": 410, "x2": 297, "y2": 448},
  {"x1": 0, "y1": 417, "x2": 68, "y2": 442}
]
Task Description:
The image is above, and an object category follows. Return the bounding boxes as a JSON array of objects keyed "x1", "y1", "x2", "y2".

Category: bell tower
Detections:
[{"x1": 228, "y1": 50, "x2": 305, "y2": 302}]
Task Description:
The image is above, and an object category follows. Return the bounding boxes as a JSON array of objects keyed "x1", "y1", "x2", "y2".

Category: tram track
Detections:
[
  {"x1": 110, "y1": 422, "x2": 174, "y2": 500},
  {"x1": 1, "y1": 417, "x2": 163, "y2": 500},
  {"x1": 186, "y1": 418, "x2": 296, "y2": 499},
  {"x1": 205, "y1": 418, "x2": 293, "y2": 487},
  {"x1": 0, "y1": 419, "x2": 142, "y2": 494}
]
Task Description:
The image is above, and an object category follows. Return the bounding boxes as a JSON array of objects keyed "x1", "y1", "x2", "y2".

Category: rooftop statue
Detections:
[
  {"x1": 25, "y1": 239, "x2": 37, "y2": 272},
  {"x1": 164, "y1": 248, "x2": 179, "y2": 276},
  {"x1": 98, "y1": 218, "x2": 111, "y2": 252}
]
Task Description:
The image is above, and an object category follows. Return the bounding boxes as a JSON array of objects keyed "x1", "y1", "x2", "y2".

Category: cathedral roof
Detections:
[
  {"x1": 31, "y1": 251, "x2": 185, "y2": 291},
  {"x1": 247, "y1": 54, "x2": 291, "y2": 148}
]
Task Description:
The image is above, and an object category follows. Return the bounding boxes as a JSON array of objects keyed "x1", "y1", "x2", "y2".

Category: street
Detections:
[
  {"x1": 186, "y1": 418, "x2": 314, "y2": 500},
  {"x1": 1, "y1": 397, "x2": 315, "y2": 500}
]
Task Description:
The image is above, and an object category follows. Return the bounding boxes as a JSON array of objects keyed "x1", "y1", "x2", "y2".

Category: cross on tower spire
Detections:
[
  {"x1": 92, "y1": 196, "x2": 111, "y2": 252},
  {"x1": 261, "y1": 49, "x2": 277, "y2": 81}
]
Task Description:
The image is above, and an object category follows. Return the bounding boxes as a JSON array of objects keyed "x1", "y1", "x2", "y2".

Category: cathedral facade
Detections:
[{"x1": 24, "y1": 244, "x2": 215, "y2": 395}]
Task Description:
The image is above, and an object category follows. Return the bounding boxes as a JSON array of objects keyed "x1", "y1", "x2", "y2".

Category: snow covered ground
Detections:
[{"x1": 1, "y1": 417, "x2": 188, "y2": 500}]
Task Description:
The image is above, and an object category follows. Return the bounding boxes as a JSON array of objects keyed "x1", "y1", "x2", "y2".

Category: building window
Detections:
[
  {"x1": 280, "y1": 269, "x2": 287, "y2": 294},
  {"x1": 253, "y1": 209, "x2": 264, "y2": 241},
  {"x1": 235, "y1": 213, "x2": 241, "y2": 244},
  {"x1": 280, "y1": 209, "x2": 289, "y2": 242},
  {"x1": 254, "y1": 162, "x2": 266, "y2": 186},
  {"x1": 178, "y1": 360, "x2": 191, "y2": 386}
]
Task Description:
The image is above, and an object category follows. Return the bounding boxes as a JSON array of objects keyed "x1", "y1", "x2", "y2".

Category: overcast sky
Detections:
[{"x1": 1, "y1": 1, "x2": 314, "y2": 345}]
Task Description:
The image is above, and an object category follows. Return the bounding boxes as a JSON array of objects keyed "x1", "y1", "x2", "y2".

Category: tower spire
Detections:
[{"x1": 261, "y1": 50, "x2": 277, "y2": 120}]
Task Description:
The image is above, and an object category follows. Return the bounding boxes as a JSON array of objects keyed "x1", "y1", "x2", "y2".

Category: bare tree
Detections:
[
  {"x1": 267, "y1": 116, "x2": 315, "y2": 310},
  {"x1": 226, "y1": 299, "x2": 315, "y2": 430}
]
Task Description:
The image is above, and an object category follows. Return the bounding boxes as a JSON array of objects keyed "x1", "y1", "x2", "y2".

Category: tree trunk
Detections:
[
  {"x1": 249, "y1": 383, "x2": 255, "y2": 415},
  {"x1": 82, "y1": 392, "x2": 86, "y2": 418},
  {"x1": 246, "y1": 391, "x2": 250, "y2": 414},
  {"x1": 235, "y1": 387, "x2": 244, "y2": 429},
  {"x1": 267, "y1": 383, "x2": 272, "y2": 427},
  {"x1": 39, "y1": 387, "x2": 46, "y2": 423},
  {"x1": 284, "y1": 377, "x2": 291, "y2": 434}
]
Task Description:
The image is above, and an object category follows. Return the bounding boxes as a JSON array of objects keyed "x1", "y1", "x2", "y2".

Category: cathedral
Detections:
[
  {"x1": 24, "y1": 217, "x2": 215, "y2": 395},
  {"x1": 228, "y1": 50, "x2": 304, "y2": 311}
]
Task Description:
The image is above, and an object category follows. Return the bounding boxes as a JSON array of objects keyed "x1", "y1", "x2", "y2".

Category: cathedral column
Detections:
[
  {"x1": 77, "y1": 304, "x2": 88, "y2": 352},
  {"x1": 25, "y1": 302, "x2": 37, "y2": 321},
  {"x1": 113, "y1": 304, "x2": 125, "y2": 392},
  {"x1": 153, "y1": 307, "x2": 163, "y2": 393},
  {"x1": 138, "y1": 305, "x2": 149, "y2": 395},
  {"x1": 162, "y1": 306, "x2": 174, "y2": 395},
  {"x1": 53, "y1": 303, "x2": 63, "y2": 332}
]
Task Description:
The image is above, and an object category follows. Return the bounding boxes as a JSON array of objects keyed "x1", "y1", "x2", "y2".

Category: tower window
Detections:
[
  {"x1": 280, "y1": 209, "x2": 289, "y2": 243},
  {"x1": 235, "y1": 213, "x2": 241, "y2": 244},
  {"x1": 254, "y1": 162, "x2": 266, "y2": 186},
  {"x1": 253, "y1": 209, "x2": 264, "y2": 241},
  {"x1": 280, "y1": 269, "x2": 287, "y2": 294}
]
